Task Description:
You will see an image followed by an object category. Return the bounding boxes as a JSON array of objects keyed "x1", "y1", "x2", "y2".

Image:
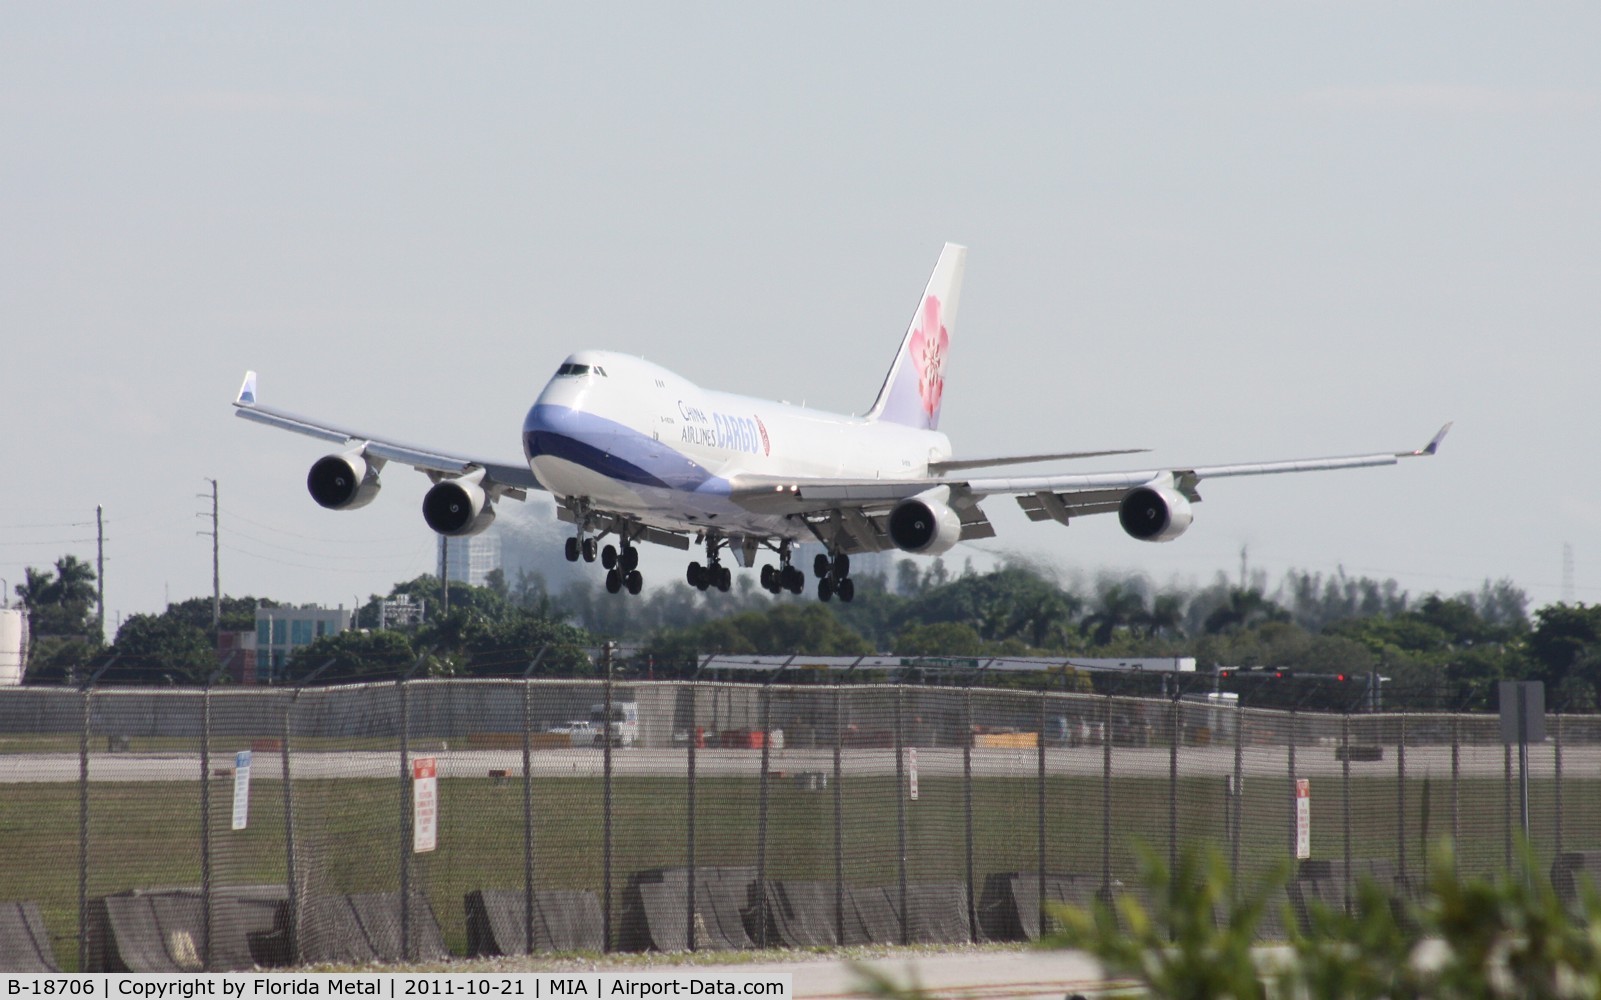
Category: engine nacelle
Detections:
[
  {"x1": 307, "y1": 453, "x2": 381, "y2": 510},
  {"x1": 422, "y1": 476, "x2": 497, "y2": 537},
  {"x1": 1118, "y1": 485, "x2": 1194, "y2": 542},
  {"x1": 888, "y1": 488, "x2": 964, "y2": 556}
]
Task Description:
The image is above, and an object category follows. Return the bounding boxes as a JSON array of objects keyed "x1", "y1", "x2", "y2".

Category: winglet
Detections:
[
  {"x1": 1411, "y1": 422, "x2": 1453, "y2": 457},
  {"x1": 236, "y1": 371, "x2": 258, "y2": 407}
]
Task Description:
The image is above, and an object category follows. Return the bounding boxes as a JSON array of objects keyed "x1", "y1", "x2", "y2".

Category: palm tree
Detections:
[
  {"x1": 1081, "y1": 584, "x2": 1149, "y2": 646},
  {"x1": 1203, "y1": 588, "x2": 1289, "y2": 635},
  {"x1": 1145, "y1": 593, "x2": 1186, "y2": 639},
  {"x1": 1015, "y1": 589, "x2": 1084, "y2": 649},
  {"x1": 50, "y1": 555, "x2": 97, "y2": 605}
]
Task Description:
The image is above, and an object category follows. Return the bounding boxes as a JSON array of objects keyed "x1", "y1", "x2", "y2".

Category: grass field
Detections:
[{"x1": 2, "y1": 770, "x2": 1596, "y2": 970}]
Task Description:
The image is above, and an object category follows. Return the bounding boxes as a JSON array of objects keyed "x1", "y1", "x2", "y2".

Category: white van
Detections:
[{"x1": 590, "y1": 702, "x2": 639, "y2": 747}]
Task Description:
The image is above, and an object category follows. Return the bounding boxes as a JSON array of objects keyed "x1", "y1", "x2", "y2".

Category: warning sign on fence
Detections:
[
  {"x1": 1295, "y1": 778, "x2": 1310, "y2": 860},
  {"x1": 413, "y1": 757, "x2": 438, "y2": 853},
  {"x1": 231, "y1": 750, "x2": 251, "y2": 831}
]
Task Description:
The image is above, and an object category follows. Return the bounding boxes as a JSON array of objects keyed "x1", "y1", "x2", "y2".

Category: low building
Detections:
[
  {"x1": 255, "y1": 605, "x2": 351, "y2": 684},
  {"x1": 216, "y1": 630, "x2": 258, "y2": 685}
]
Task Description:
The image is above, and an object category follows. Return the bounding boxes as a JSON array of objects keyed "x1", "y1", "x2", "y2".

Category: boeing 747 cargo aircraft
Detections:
[{"x1": 234, "y1": 243, "x2": 1449, "y2": 601}]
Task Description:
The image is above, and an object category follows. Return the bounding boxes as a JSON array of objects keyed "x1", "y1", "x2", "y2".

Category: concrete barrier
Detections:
[
  {"x1": 977, "y1": 872, "x2": 1100, "y2": 941},
  {"x1": 464, "y1": 889, "x2": 604, "y2": 956},
  {"x1": 620, "y1": 867, "x2": 756, "y2": 952},
  {"x1": 297, "y1": 892, "x2": 448, "y2": 966},
  {"x1": 0, "y1": 901, "x2": 59, "y2": 972},
  {"x1": 1551, "y1": 851, "x2": 1601, "y2": 907},
  {"x1": 84, "y1": 886, "x2": 288, "y2": 972}
]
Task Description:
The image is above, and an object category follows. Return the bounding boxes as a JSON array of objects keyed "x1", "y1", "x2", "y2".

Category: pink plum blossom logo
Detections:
[{"x1": 909, "y1": 295, "x2": 948, "y2": 420}]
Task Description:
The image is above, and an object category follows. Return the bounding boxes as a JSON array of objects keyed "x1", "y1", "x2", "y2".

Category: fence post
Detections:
[
  {"x1": 833, "y1": 683, "x2": 844, "y2": 947},
  {"x1": 686, "y1": 679, "x2": 698, "y2": 952},
  {"x1": 1231, "y1": 698, "x2": 1244, "y2": 893},
  {"x1": 77, "y1": 684, "x2": 90, "y2": 971},
  {"x1": 1555, "y1": 712, "x2": 1565, "y2": 861},
  {"x1": 1397, "y1": 714, "x2": 1407, "y2": 884},
  {"x1": 1036, "y1": 689, "x2": 1047, "y2": 940},
  {"x1": 1168, "y1": 689, "x2": 1180, "y2": 942},
  {"x1": 1287, "y1": 707, "x2": 1298, "y2": 859},
  {"x1": 201, "y1": 683, "x2": 213, "y2": 971},
  {"x1": 1342, "y1": 712, "x2": 1352, "y2": 914},
  {"x1": 280, "y1": 690, "x2": 298, "y2": 966},
  {"x1": 75, "y1": 658, "x2": 117, "y2": 971},
  {"x1": 398, "y1": 671, "x2": 412, "y2": 963},
  {"x1": 522, "y1": 676, "x2": 535, "y2": 955},
  {"x1": 962, "y1": 686, "x2": 975, "y2": 943},
  {"x1": 894, "y1": 686, "x2": 908, "y2": 946},
  {"x1": 1504, "y1": 742, "x2": 1514, "y2": 872},
  {"x1": 1451, "y1": 714, "x2": 1461, "y2": 875},
  {"x1": 756, "y1": 684, "x2": 772, "y2": 949},
  {"x1": 602, "y1": 643, "x2": 614, "y2": 953},
  {"x1": 1101, "y1": 693, "x2": 1112, "y2": 903}
]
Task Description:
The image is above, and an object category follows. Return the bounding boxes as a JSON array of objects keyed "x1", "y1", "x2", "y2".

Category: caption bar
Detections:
[{"x1": 5, "y1": 975, "x2": 791, "y2": 1000}]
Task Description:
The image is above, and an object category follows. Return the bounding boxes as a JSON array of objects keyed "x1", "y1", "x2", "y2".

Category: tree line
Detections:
[{"x1": 12, "y1": 551, "x2": 1601, "y2": 711}]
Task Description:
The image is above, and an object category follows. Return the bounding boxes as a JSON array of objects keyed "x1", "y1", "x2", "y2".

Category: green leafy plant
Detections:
[{"x1": 1046, "y1": 843, "x2": 1289, "y2": 1000}]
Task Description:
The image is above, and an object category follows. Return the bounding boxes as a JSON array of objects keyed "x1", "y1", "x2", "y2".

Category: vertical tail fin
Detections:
[{"x1": 866, "y1": 243, "x2": 967, "y2": 431}]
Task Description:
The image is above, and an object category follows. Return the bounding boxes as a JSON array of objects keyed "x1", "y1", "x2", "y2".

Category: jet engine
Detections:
[
  {"x1": 1118, "y1": 484, "x2": 1194, "y2": 542},
  {"x1": 887, "y1": 487, "x2": 963, "y2": 556},
  {"x1": 307, "y1": 452, "x2": 381, "y2": 511},
  {"x1": 422, "y1": 474, "x2": 497, "y2": 537}
]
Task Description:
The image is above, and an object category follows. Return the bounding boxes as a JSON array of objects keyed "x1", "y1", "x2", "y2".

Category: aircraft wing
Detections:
[
  {"x1": 728, "y1": 423, "x2": 1451, "y2": 553},
  {"x1": 232, "y1": 371, "x2": 542, "y2": 494}
]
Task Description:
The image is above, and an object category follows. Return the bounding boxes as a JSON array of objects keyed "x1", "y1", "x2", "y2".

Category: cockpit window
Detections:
[{"x1": 556, "y1": 363, "x2": 608, "y2": 378}]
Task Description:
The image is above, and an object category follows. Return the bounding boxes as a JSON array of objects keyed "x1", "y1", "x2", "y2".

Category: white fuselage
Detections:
[{"x1": 522, "y1": 351, "x2": 951, "y2": 540}]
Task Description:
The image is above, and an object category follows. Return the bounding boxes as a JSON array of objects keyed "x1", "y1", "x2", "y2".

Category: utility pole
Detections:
[
  {"x1": 95, "y1": 505, "x2": 106, "y2": 641},
  {"x1": 437, "y1": 535, "x2": 450, "y2": 616},
  {"x1": 198, "y1": 480, "x2": 220, "y2": 628}
]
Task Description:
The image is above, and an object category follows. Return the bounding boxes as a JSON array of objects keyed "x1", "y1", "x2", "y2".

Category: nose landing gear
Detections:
[{"x1": 565, "y1": 501, "x2": 644, "y2": 595}]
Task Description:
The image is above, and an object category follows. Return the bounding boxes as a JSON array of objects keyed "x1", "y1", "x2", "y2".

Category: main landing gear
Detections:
[
  {"x1": 759, "y1": 542, "x2": 805, "y2": 596},
  {"x1": 814, "y1": 551, "x2": 854, "y2": 603},
  {"x1": 601, "y1": 542, "x2": 643, "y2": 595},
  {"x1": 686, "y1": 535, "x2": 731, "y2": 593}
]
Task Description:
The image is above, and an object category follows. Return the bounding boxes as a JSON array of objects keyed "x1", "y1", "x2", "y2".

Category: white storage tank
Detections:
[{"x1": 0, "y1": 608, "x2": 26, "y2": 686}]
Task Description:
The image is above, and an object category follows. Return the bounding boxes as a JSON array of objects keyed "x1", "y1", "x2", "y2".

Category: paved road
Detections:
[
  {"x1": 613, "y1": 949, "x2": 1122, "y2": 999},
  {"x1": 0, "y1": 742, "x2": 1579, "y2": 783}
]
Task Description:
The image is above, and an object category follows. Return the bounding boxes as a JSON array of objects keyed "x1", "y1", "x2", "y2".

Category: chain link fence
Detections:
[{"x1": 0, "y1": 677, "x2": 1593, "y2": 971}]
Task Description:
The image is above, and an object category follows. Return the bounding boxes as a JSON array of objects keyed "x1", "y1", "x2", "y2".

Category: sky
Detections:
[{"x1": 3, "y1": 3, "x2": 1599, "y2": 635}]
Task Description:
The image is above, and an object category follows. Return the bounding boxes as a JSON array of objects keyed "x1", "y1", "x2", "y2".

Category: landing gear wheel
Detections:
[
  {"x1": 621, "y1": 546, "x2": 639, "y2": 572},
  {"x1": 605, "y1": 569, "x2": 622, "y2": 594},
  {"x1": 838, "y1": 577, "x2": 855, "y2": 603},
  {"x1": 760, "y1": 565, "x2": 776, "y2": 591},
  {"x1": 717, "y1": 565, "x2": 732, "y2": 592},
  {"x1": 786, "y1": 567, "x2": 804, "y2": 594},
  {"x1": 832, "y1": 553, "x2": 850, "y2": 579},
  {"x1": 582, "y1": 538, "x2": 598, "y2": 563},
  {"x1": 818, "y1": 577, "x2": 834, "y2": 602},
  {"x1": 565, "y1": 537, "x2": 580, "y2": 562},
  {"x1": 814, "y1": 553, "x2": 831, "y2": 579},
  {"x1": 626, "y1": 570, "x2": 643, "y2": 595},
  {"x1": 687, "y1": 562, "x2": 705, "y2": 589},
  {"x1": 601, "y1": 544, "x2": 618, "y2": 570}
]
